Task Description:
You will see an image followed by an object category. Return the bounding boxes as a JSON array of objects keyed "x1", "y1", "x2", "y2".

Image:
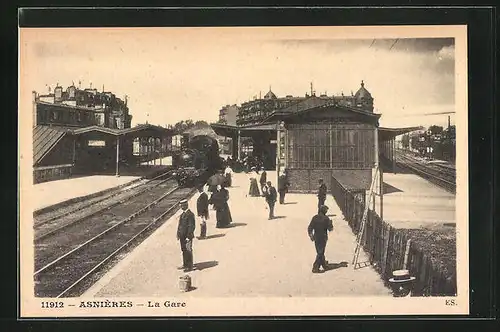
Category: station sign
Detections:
[{"x1": 88, "y1": 140, "x2": 106, "y2": 147}]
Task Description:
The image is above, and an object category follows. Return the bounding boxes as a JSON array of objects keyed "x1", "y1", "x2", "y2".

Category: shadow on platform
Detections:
[
  {"x1": 270, "y1": 216, "x2": 286, "y2": 220},
  {"x1": 282, "y1": 202, "x2": 297, "y2": 205},
  {"x1": 383, "y1": 182, "x2": 404, "y2": 194},
  {"x1": 227, "y1": 222, "x2": 247, "y2": 228},
  {"x1": 199, "y1": 234, "x2": 226, "y2": 240},
  {"x1": 193, "y1": 260, "x2": 219, "y2": 271},
  {"x1": 324, "y1": 261, "x2": 349, "y2": 271}
]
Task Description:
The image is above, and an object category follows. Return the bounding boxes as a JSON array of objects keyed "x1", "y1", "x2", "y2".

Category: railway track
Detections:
[
  {"x1": 33, "y1": 171, "x2": 174, "y2": 240},
  {"x1": 34, "y1": 182, "x2": 196, "y2": 298},
  {"x1": 395, "y1": 151, "x2": 456, "y2": 194}
]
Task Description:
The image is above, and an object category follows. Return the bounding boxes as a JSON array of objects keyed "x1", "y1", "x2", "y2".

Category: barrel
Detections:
[{"x1": 178, "y1": 275, "x2": 192, "y2": 292}]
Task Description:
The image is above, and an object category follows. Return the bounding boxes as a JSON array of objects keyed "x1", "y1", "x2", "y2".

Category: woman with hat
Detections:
[
  {"x1": 211, "y1": 184, "x2": 233, "y2": 228},
  {"x1": 247, "y1": 167, "x2": 261, "y2": 197}
]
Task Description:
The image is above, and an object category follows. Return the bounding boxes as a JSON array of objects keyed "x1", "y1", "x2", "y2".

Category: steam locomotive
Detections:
[{"x1": 171, "y1": 134, "x2": 222, "y2": 187}]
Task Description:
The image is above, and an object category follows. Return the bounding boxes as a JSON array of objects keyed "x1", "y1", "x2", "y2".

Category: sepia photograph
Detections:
[{"x1": 19, "y1": 25, "x2": 468, "y2": 317}]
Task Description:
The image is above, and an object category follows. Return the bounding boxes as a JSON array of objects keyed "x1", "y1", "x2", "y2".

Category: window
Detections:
[{"x1": 287, "y1": 123, "x2": 374, "y2": 169}]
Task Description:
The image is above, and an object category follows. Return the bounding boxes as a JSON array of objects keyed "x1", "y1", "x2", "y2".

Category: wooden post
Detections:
[
  {"x1": 380, "y1": 166, "x2": 384, "y2": 220},
  {"x1": 392, "y1": 138, "x2": 396, "y2": 174},
  {"x1": 276, "y1": 121, "x2": 280, "y2": 179},
  {"x1": 72, "y1": 138, "x2": 76, "y2": 165},
  {"x1": 329, "y1": 123, "x2": 333, "y2": 168},
  {"x1": 153, "y1": 138, "x2": 157, "y2": 165},
  {"x1": 403, "y1": 239, "x2": 412, "y2": 269},
  {"x1": 115, "y1": 136, "x2": 120, "y2": 177},
  {"x1": 159, "y1": 137, "x2": 163, "y2": 166},
  {"x1": 373, "y1": 127, "x2": 379, "y2": 213},
  {"x1": 237, "y1": 130, "x2": 241, "y2": 160}
]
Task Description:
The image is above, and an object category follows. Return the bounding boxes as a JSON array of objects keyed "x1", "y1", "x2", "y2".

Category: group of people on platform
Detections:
[
  {"x1": 176, "y1": 163, "x2": 335, "y2": 274},
  {"x1": 246, "y1": 167, "x2": 291, "y2": 220},
  {"x1": 176, "y1": 176, "x2": 235, "y2": 272}
]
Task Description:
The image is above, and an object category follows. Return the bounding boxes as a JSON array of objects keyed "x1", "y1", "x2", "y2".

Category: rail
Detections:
[
  {"x1": 395, "y1": 151, "x2": 456, "y2": 193},
  {"x1": 330, "y1": 175, "x2": 457, "y2": 296},
  {"x1": 34, "y1": 170, "x2": 174, "y2": 233},
  {"x1": 34, "y1": 185, "x2": 197, "y2": 298}
]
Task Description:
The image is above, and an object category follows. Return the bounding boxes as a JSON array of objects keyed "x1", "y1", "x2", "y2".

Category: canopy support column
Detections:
[
  {"x1": 115, "y1": 136, "x2": 120, "y2": 177},
  {"x1": 392, "y1": 138, "x2": 396, "y2": 174},
  {"x1": 237, "y1": 130, "x2": 241, "y2": 160}
]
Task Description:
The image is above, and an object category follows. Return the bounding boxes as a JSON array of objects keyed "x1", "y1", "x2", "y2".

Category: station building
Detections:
[
  {"x1": 32, "y1": 83, "x2": 173, "y2": 183},
  {"x1": 211, "y1": 81, "x2": 419, "y2": 193}
]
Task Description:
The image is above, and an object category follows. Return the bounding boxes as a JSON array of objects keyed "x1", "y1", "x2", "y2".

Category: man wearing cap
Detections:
[
  {"x1": 259, "y1": 167, "x2": 267, "y2": 196},
  {"x1": 277, "y1": 170, "x2": 290, "y2": 204},
  {"x1": 264, "y1": 180, "x2": 277, "y2": 220},
  {"x1": 196, "y1": 186, "x2": 209, "y2": 239},
  {"x1": 307, "y1": 205, "x2": 334, "y2": 273},
  {"x1": 177, "y1": 199, "x2": 196, "y2": 272},
  {"x1": 317, "y1": 179, "x2": 327, "y2": 214}
]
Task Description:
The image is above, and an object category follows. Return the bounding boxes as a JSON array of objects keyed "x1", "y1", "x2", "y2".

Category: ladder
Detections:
[{"x1": 352, "y1": 165, "x2": 379, "y2": 268}]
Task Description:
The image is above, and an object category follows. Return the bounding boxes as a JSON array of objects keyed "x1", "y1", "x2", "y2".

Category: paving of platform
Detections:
[
  {"x1": 33, "y1": 175, "x2": 141, "y2": 211},
  {"x1": 375, "y1": 172, "x2": 456, "y2": 229},
  {"x1": 84, "y1": 171, "x2": 391, "y2": 298},
  {"x1": 140, "y1": 156, "x2": 173, "y2": 166}
]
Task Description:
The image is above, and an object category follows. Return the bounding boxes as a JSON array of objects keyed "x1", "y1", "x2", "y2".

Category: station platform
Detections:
[
  {"x1": 140, "y1": 156, "x2": 173, "y2": 166},
  {"x1": 375, "y1": 172, "x2": 455, "y2": 229},
  {"x1": 84, "y1": 171, "x2": 390, "y2": 298},
  {"x1": 32, "y1": 175, "x2": 142, "y2": 211}
]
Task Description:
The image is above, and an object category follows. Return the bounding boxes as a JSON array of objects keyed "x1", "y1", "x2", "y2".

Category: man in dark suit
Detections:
[
  {"x1": 177, "y1": 199, "x2": 196, "y2": 272},
  {"x1": 317, "y1": 179, "x2": 327, "y2": 213},
  {"x1": 259, "y1": 167, "x2": 267, "y2": 196},
  {"x1": 307, "y1": 205, "x2": 334, "y2": 273},
  {"x1": 264, "y1": 181, "x2": 277, "y2": 220},
  {"x1": 277, "y1": 171, "x2": 290, "y2": 204},
  {"x1": 196, "y1": 187, "x2": 209, "y2": 239}
]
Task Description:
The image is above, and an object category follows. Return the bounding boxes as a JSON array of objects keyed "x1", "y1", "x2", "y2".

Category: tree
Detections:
[
  {"x1": 217, "y1": 118, "x2": 227, "y2": 125},
  {"x1": 401, "y1": 134, "x2": 410, "y2": 149},
  {"x1": 428, "y1": 125, "x2": 444, "y2": 135},
  {"x1": 194, "y1": 120, "x2": 209, "y2": 128}
]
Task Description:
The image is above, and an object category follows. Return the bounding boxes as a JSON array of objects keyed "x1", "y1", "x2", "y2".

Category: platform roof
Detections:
[
  {"x1": 70, "y1": 124, "x2": 174, "y2": 138},
  {"x1": 34, "y1": 124, "x2": 175, "y2": 165},
  {"x1": 33, "y1": 125, "x2": 72, "y2": 165},
  {"x1": 262, "y1": 103, "x2": 381, "y2": 124},
  {"x1": 379, "y1": 126, "x2": 424, "y2": 141},
  {"x1": 210, "y1": 123, "x2": 277, "y2": 137}
]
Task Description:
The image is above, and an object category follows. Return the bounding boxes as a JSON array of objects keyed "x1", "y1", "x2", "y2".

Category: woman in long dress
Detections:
[
  {"x1": 224, "y1": 165, "x2": 233, "y2": 187},
  {"x1": 211, "y1": 185, "x2": 232, "y2": 228},
  {"x1": 247, "y1": 167, "x2": 260, "y2": 197}
]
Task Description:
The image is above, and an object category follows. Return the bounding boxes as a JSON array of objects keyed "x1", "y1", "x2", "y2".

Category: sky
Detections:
[{"x1": 20, "y1": 27, "x2": 460, "y2": 129}]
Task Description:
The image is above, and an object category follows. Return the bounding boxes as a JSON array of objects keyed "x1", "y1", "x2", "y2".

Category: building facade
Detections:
[
  {"x1": 33, "y1": 83, "x2": 132, "y2": 129},
  {"x1": 236, "y1": 82, "x2": 373, "y2": 127},
  {"x1": 218, "y1": 104, "x2": 239, "y2": 126},
  {"x1": 32, "y1": 83, "x2": 173, "y2": 183},
  {"x1": 212, "y1": 81, "x2": 379, "y2": 192}
]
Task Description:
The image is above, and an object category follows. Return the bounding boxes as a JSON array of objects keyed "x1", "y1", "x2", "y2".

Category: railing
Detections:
[
  {"x1": 34, "y1": 164, "x2": 74, "y2": 184},
  {"x1": 330, "y1": 175, "x2": 457, "y2": 296}
]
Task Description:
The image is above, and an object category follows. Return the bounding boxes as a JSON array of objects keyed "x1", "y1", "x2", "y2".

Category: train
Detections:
[{"x1": 171, "y1": 134, "x2": 223, "y2": 187}]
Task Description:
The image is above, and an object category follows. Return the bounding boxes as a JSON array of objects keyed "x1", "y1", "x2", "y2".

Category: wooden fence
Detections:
[
  {"x1": 330, "y1": 175, "x2": 457, "y2": 296},
  {"x1": 34, "y1": 164, "x2": 73, "y2": 184}
]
